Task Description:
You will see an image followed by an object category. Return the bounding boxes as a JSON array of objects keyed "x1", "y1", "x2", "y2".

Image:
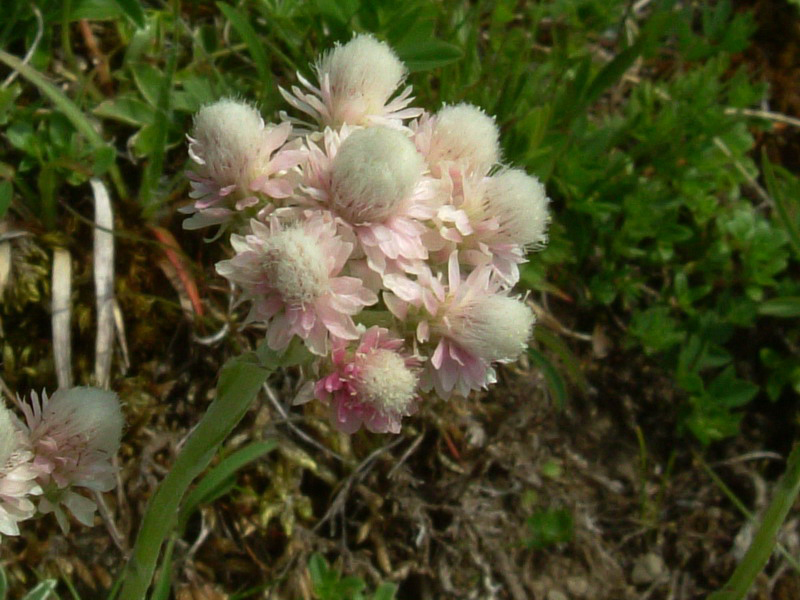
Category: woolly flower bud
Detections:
[
  {"x1": 484, "y1": 169, "x2": 550, "y2": 249},
  {"x1": 319, "y1": 34, "x2": 407, "y2": 126},
  {"x1": 191, "y1": 100, "x2": 266, "y2": 189},
  {"x1": 261, "y1": 226, "x2": 330, "y2": 305},
  {"x1": 444, "y1": 294, "x2": 535, "y2": 364},
  {"x1": 426, "y1": 103, "x2": 500, "y2": 176},
  {"x1": 0, "y1": 402, "x2": 42, "y2": 537},
  {"x1": 331, "y1": 127, "x2": 423, "y2": 224},
  {"x1": 356, "y1": 349, "x2": 418, "y2": 412},
  {"x1": 18, "y1": 387, "x2": 123, "y2": 532}
]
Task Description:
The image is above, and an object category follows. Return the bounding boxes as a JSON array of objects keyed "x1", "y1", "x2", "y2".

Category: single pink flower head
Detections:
[
  {"x1": 315, "y1": 327, "x2": 419, "y2": 434},
  {"x1": 280, "y1": 34, "x2": 423, "y2": 130},
  {"x1": 414, "y1": 255, "x2": 534, "y2": 398},
  {"x1": 415, "y1": 103, "x2": 500, "y2": 178},
  {"x1": 16, "y1": 387, "x2": 123, "y2": 532},
  {"x1": 0, "y1": 401, "x2": 42, "y2": 537},
  {"x1": 216, "y1": 214, "x2": 378, "y2": 355},
  {"x1": 302, "y1": 126, "x2": 437, "y2": 283},
  {"x1": 435, "y1": 168, "x2": 551, "y2": 284},
  {"x1": 183, "y1": 99, "x2": 306, "y2": 229}
]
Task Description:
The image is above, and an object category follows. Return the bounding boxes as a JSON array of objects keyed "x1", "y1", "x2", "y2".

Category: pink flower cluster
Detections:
[
  {"x1": 0, "y1": 387, "x2": 123, "y2": 536},
  {"x1": 184, "y1": 35, "x2": 550, "y2": 434}
]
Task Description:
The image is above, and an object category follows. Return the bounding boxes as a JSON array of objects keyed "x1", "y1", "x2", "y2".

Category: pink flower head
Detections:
[
  {"x1": 182, "y1": 100, "x2": 306, "y2": 230},
  {"x1": 405, "y1": 254, "x2": 535, "y2": 399},
  {"x1": 16, "y1": 387, "x2": 123, "y2": 532},
  {"x1": 216, "y1": 213, "x2": 378, "y2": 355},
  {"x1": 315, "y1": 327, "x2": 419, "y2": 434},
  {"x1": 414, "y1": 104, "x2": 500, "y2": 178},
  {"x1": 435, "y1": 168, "x2": 551, "y2": 285},
  {"x1": 0, "y1": 402, "x2": 42, "y2": 536},
  {"x1": 280, "y1": 34, "x2": 423, "y2": 130},
  {"x1": 301, "y1": 126, "x2": 439, "y2": 289}
]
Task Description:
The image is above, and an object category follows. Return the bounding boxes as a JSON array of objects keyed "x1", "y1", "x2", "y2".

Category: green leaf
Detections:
[
  {"x1": 131, "y1": 63, "x2": 165, "y2": 107},
  {"x1": 94, "y1": 97, "x2": 156, "y2": 127},
  {"x1": 707, "y1": 366, "x2": 758, "y2": 408},
  {"x1": 112, "y1": 0, "x2": 146, "y2": 29},
  {"x1": 70, "y1": 0, "x2": 124, "y2": 20},
  {"x1": 21, "y1": 580, "x2": 58, "y2": 600},
  {"x1": 758, "y1": 297, "x2": 800, "y2": 318},
  {"x1": 395, "y1": 24, "x2": 463, "y2": 72},
  {"x1": 0, "y1": 565, "x2": 7, "y2": 600},
  {"x1": 372, "y1": 583, "x2": 398, "y2": 600},
  {"x1": 312, "y1": 0, "x2": 359, "y2": 26},
  {"x1": 178, "y1": 439, "x2": 277, "y2": 531},
  {"x1": 0, "y1": 51, "x2": 110, "y2": 153},
  {"x1": 217, "y1": 2, "x2": 273, "y2": 96},
  {"x1": 524, "y1": 507, "x2": 573, "y2": 549},
  {"x1": 308, "y1": 553, "x2": 328, "y2": 588},
  {"x1": 0, "y1": 181, "x2": 11, "y2": 219},
  {"x1": 528, "y1": 349, "x2": 568, "y2": 409}
]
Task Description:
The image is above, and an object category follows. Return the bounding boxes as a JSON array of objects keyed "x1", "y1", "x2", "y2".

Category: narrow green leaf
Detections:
[
  {"x1": 217, "y1": 2, "x2": 273, "y2": 96},
  {"x1": 308, "y1": 553, "x2": 327, "y2": 588},
  {"x1": 21, "y1": 580, "x2": 58, "y2": 600},
  {"x1": 0, "y1": 565, "x2": 7, "y2": 600},
  {"x1": 119, "y1": 355, "x2": 270, "y2": 600},
  {"x1": 148, "y1": 536, "x2": 176, "y2": 600},
  {"x1": 711, "y1": 444, "x2": 800, "y2": 599},
  {"x1": 0, "y1": 50, "x2": 108, "y2": 151},
  {"x1": 70, "y1": 0, "x2": 123, "y2": 20},
  {"x1": 112, "y1": 0, "x2": 146, "y2": 29},
  {"x1": 178, "y1": 439, "x2": 277, "y2": 530},
  {"x1": 528, "y1": 349, "x2": 568, "y2": 409},
  {"x1": 138, "y1": 17, "x2": 179, "y2": 218},
  {"x1": 0, "y1": 181, "x2": 11, "y2": 219},
  {"x1": 759, "y1": 297, "x2": 800, "y2": 318}
]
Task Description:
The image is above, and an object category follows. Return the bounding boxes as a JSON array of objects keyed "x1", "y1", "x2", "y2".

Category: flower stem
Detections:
[
  {"x1": 710, "y1": 443, "x2": 800, "y2": 600},
  {"x1": 117, "y1": 354, "x2": 270, "y2": 600}
]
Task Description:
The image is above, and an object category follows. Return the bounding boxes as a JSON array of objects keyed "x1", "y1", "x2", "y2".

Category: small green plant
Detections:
[
  {"x1": 308, "y1": 553, "x2": 397, "y2": 600},
  {"x1": 523, "y1": 507, "x2": 574, "y2": 550}
]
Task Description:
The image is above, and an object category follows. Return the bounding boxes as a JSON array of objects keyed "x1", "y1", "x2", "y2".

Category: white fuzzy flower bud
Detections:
[
  {"x1": 191, "y1": 99, "x2": 266, "y2": 189},
  {"x1": 428, "y1": 103, "x2": 500, "y2": 176},
  {"x1": 484, "y1": 169, "x2": 550, "y2": 248},
  {"x1": 43, "y1": 387, "x2": 123, "y2": 456},
  {"x1": 357, "y1": 349, "x2": 418, "y2": 412},
  {"x1": 262, "y1": 227, "x2": 330, "y2": 305},
  {"x1": 445, "y1": 295, "x2": 534, "y2": 363},
  {"x1": 319, "y1": 35, "x2": 407, "y2": 125},
  {"x1": 331, "y1": 127, "x2": 423, "y2": 223}
]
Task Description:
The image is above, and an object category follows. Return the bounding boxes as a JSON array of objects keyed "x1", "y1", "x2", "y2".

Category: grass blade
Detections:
[
  {"x1": 710, "y1": 444, "x2": 800, "y2": 599},
  {"x1": 217, "y1": 2, "x2": 273, "y2": 98},
  {"x1": 178, "y1": 439, "x2": 277, "y2": 530},
  {"x1": 112, "y1": 0, "x2": 146, "y2": 29},
  {"x1": 21, "y1": 580, "x2": 58, "y2": 600},
  {"x1": 0, "y1": 50, "x2": 107, "y2": 150},
  {"x1": 528, "y1": 348, "x2": 568, "y2": 409}
]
